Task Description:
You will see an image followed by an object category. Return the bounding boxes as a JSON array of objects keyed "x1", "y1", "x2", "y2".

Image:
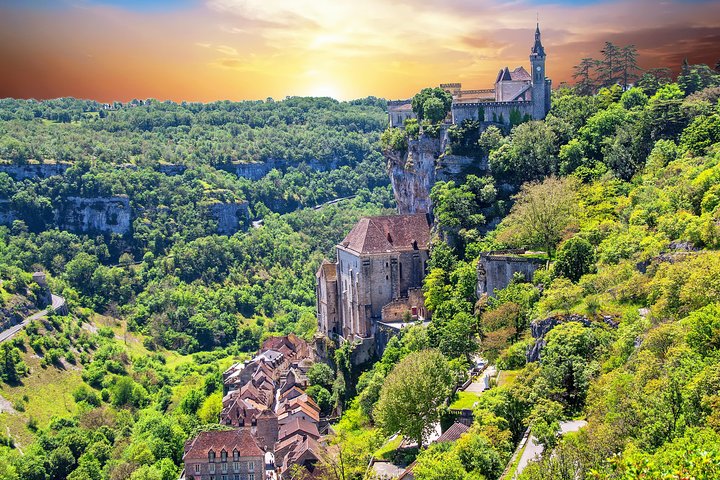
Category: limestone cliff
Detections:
[
  {"x1": 386, "y1": 136, "x2": 441, "y2": 214},
  {"x1": 230, "y1": 158, "x2": 341, "y2": 180},
  {"x1": 0, "y1": 163, "x2": 71, "y2": 180},
  {"x1": 385, "y1": 133, "x2": 486, "y2": 214},
  {"x1": 56, "y1": 196, "x2": 132, "y2": 235},
  {"x1": 208, "y1": 201, "x2": 250, "y2": 235}
]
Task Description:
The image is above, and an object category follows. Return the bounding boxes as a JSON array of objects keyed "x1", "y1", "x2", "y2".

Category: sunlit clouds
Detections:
[{"x1": 0, "y1": 0, "x2": 719, "y2": 101}]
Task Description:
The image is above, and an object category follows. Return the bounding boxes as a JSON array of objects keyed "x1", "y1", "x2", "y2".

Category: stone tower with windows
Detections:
[{"x1": 530, "y1": 23, "x2": 549, "y2": 120}]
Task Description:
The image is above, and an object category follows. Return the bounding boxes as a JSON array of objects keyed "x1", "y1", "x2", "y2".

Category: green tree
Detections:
[
  {"x1": 413, "y1": 446, "x2": 466, "y2": 480},
  {"x1": 488, "y1": 121, "x2": 559, "y2": 184},
  {"x1": 374, "y1": 349, "x2": 453, "y2": 448},
  {"x1": 411, "y1": 87, "x2": 453, "y2": 123},
  {"x1": 541, "y1": 322, "x2": 600, "y2": 411},
  {"x1": 499, "y1": 176, "x2": 578, "y2": 259},
  {"x1": 553, "y1": 237, "x2": 596, "y2": 282},
  {"x1": 528, "y1": 399, "x2": 564, "y2": 449},
  {"x1": 307, "y1": 362, "x2": 335, "y2": 389}
]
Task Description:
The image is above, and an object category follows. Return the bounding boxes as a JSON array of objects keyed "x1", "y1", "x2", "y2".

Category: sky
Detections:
[{"x1": 0, "y1": 0, "x2": 719, "y2": 102}]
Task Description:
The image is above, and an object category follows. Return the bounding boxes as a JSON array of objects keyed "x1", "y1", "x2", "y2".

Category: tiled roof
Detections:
[
  {"x1": 509, "y1": 66, "x2": 531, "y2": 81},
  {"x1": 435, "y1": 422, "x2": 470, "y2": 443},
  {"x1": 317, "y1": 259, "x2": 337, "y2": 281},
  {"x1": 183, "y1": 428, "x2": 264, "y2": 461},
  {"x1": 278, "y1": 418, "x2": 320, "y2": 442},
  {"x1": 339, "y1": 214, "x2": 431, "y2": 254}
]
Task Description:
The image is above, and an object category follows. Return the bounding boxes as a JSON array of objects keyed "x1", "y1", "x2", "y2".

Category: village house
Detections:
[
  {"x1": 183, "y1": 428, "x2": 264, "y2": 480},
  {"x1": 190, "y1": 335, "x2": 325, "y2": 480}
]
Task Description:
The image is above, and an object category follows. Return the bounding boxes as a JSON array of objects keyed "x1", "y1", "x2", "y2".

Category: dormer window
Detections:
[
  {"x1": 233, "y1": 449, "x2": 239, "y2": 461},
  {"x1": 221, "y1": 450, "x2": 227, "y2": 462},
  {"x1": 208, "y1": 450, "x2": 216, "y2": 463}
]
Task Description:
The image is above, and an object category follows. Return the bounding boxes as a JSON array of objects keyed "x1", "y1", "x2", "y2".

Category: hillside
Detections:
[
  {"x1": 0, "y1": 63, "x2": 719, "y2": 479},
  {"x1": 332, "y1": 68, "x2": 720, "y2": 480}
]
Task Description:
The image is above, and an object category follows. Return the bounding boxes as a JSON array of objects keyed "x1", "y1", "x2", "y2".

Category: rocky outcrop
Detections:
[
  {"x1": 385, "y1": 133, "x2": 485, "y2": 214},
  {"x1": 527, "y1": 314, "x2": 619, "y2": 362},
  {"x1": 477, "y1": 251, "x2": 546, "y2": 298},
  {"x1": 0, "y1": 200, "x2": 15, "y2": 225},
  {"x1": 156, "y1": 164, "x2": 187, "y2": 176},
  {"x1": 0, "y1": 163, "x2": 71, "y2": 180},
  {"x1": 230, "y1": 158, "x2": 341, "y2": 180},
  {"x1": 208, "y1": 201, "x2": 250, "y2": 235},
  {"x1": 386, "y1": 136, "x2": 442, "y2": 214},
  {"x1": 56, "y1": 196, "x2": 132, "y2": 235}
]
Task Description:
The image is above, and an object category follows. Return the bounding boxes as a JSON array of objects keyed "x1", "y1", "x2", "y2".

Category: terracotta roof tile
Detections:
[
  {"x1": 509, "y1": 66, "x2": 531, "y2": 81},
  {"x1": 278, "y1": 418, "x2": 320, "y2": 442},
  {"x1": 340, "y1": 214, "x2": 431, "y2": 254},
  {"x1": 183, "y1": 428, "x2": 264, "y2": 461},
  {"x1": 435, "y1": 422, "x2": 470, "y2": 443}
]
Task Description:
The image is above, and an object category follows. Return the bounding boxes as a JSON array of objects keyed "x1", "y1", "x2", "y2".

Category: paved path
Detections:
[
  {"x1": 514, "y1": 420, "x2": 587, "y2": 478},
  {"x1": 465, "y1": 366, "x2": 496, "y2": 394},
  {"x1": 0, "y1": 294, "x2": 65, "y2": 343}
]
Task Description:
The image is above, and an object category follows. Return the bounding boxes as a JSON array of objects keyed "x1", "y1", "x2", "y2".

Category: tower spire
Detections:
[{"x1": 531, "y1": 21, "x2": 545, "y2": 57}]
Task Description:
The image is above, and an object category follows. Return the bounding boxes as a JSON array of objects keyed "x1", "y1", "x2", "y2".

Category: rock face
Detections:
[
  {"x1": 386, "y1": 136, "x2": 442, "y2": 214},
  {"x1": 230, "y1": 158, "x2": 340, "y2": 180},
  {"x1": 0, "y1": 163, "x2": 71, "y2": 180},
  {"x1": 208, "y1": 201, "x2": 250, "y2": 235},
  {"x1": 56, "y1": 196, "x2": 132, "y2": 235},
  {"x1": 527, "y1": 314, "x2": 619, "y2": 362},
  {"x1": 385, "y1": 134, "x2": 485, "y2": 214},
  {"x1": 0, "y1": 200, "x2": 16, "y2": 225},
  {"x1": 156, "y1": 164, "x2": 187, "y2": 176},
  {"x1": 477, "y1": 251, "x2": 546, "y2": 297}
]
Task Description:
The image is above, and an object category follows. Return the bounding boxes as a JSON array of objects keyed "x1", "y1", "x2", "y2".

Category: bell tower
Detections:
[{"x1": 530, "y1": 23, "x2": 549, "y2": 119}]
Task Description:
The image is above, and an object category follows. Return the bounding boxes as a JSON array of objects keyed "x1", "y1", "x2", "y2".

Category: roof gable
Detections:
[
  {"x1": 340, "y1": 214, "x2": 431, "y2": 255},
  {"x1": 183, "y1": 429, "x2": 264, "y2": 461}
]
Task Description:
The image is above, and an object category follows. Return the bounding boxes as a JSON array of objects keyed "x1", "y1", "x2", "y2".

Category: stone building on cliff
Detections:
[
  {"x1": 388, "y1": 24, "x2": 550, "y2": 128},
  {"x1": 316, "y1": 214, "x2": 432, "y2": 364}
]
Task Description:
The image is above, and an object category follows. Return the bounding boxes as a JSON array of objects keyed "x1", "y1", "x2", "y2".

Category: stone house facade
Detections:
[{"x1": 183, "y1": 428, "x2": 264, "y2": 480}]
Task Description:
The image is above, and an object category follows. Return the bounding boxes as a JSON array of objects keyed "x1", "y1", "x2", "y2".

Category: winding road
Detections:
[
  {"x1": 0, "y1": 294, "x2": 65, "y2": 343},
  {"x1": 513, "y1": 420, "x2": 587, "y2": 478}
]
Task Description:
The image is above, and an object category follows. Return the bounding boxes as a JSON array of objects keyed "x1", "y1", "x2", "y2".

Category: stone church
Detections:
[
  {"x1": 316, "y1": 214, "x2": 431, "y2": 363},
  {"x1": 388, "y1": 24, "x2": 551, "y2": 127}
]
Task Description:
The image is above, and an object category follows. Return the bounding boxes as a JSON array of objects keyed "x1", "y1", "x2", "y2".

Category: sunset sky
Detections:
[{"x1": 1, "y1": 0, "x2": 719, "y2": 102}]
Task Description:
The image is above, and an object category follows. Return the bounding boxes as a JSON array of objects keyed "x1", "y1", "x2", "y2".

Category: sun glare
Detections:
[{"x1": 306, "y1": 83, "x2": 344, "y2": 100}]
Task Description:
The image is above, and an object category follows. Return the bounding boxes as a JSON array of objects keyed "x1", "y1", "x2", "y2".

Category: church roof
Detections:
[
  {"x1": 317, "y1": 259, "x2": 337, "y2": 281},
  {"x1": 496, "y1": 66, "x2": 531, "y2": 83},
  {"x1": 510, "y1": 66, "x2": 531, "y2": 81},
  {"x1": 339, "y1": 214, "x2": 431, "y2": 255},
  {"x1": 531, "y1": 23, "x2": 545, "y2": 57}
]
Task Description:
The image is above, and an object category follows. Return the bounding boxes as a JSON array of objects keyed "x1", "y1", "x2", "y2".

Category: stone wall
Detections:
[
  {"x1": 451, "y1": 101, "x2": 534, "y2": 125},
  {"x1": 476, "y1": 251, "x2": 546, "y2": 297},
  {"x1": 0, "y1": 163, "x2": 71, "y2": 180},
  {"x1": 56, "y1": 196, "x2": 132, "y2": 235},
  {"x1": 380, "y1": 288, "x2": 428, "y2": 323}
]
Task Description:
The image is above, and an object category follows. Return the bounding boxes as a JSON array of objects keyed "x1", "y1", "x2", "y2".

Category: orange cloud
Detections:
[{"x1": 0, "y1": 0, "x2": 718, "y2": 102}]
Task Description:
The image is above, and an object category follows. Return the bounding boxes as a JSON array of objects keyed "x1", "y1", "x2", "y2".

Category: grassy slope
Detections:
[{"x1": 0, "y1": 313, "x2": 194, "y2": 448}]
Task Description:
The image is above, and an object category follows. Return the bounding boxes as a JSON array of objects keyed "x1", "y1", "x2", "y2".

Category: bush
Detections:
[
  {"x1": 553, "y1": 237, "x2": 596, "y2": 282},
  {"x1": 497, "y1": 340, "x2": 530, "y2": 370}
]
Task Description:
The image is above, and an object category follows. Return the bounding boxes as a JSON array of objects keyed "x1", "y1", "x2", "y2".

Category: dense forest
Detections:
[{"x1": 0, "y1": 53, "x2": 720, "y2": 480}]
